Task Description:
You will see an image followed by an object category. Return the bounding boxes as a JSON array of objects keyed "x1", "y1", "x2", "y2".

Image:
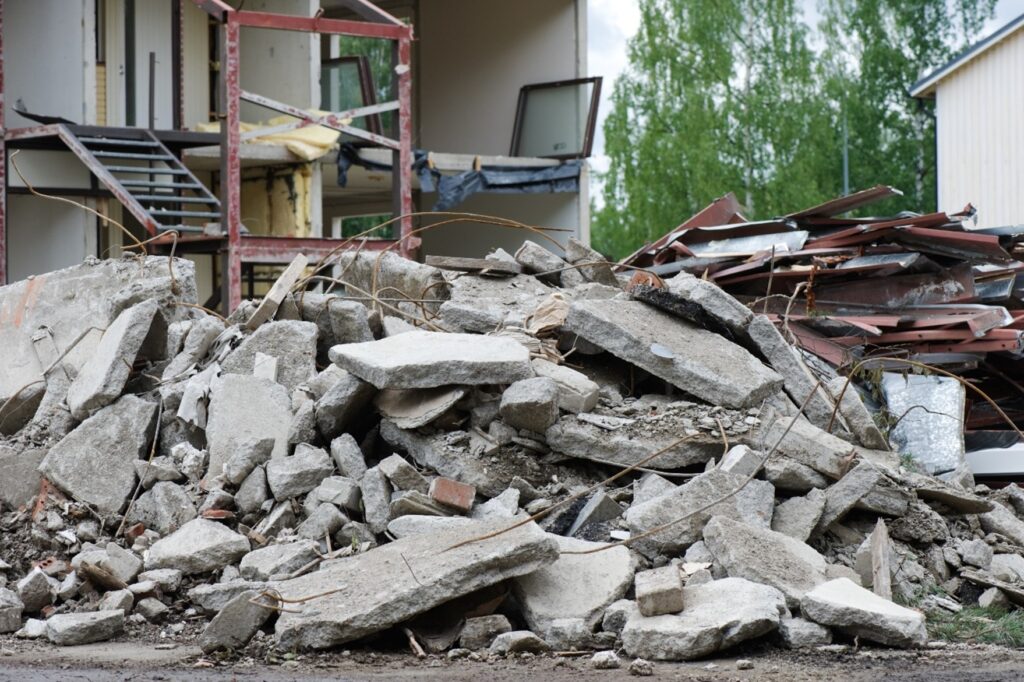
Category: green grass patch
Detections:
[{"x1": 928, "y1": 606, "x2": 1024, "y2": 647}]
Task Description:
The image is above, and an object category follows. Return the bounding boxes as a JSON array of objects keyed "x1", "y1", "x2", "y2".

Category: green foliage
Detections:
[
  {"x1": 594, "y1": 0, "x2": 997, "y2": 259},
  {"x1": 928, "y1": 606, "x2": 1024, "y2": 647}
]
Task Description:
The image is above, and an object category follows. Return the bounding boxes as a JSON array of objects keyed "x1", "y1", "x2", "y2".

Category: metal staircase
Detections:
[{"x1": 56, "y1": 125, "x2": 220, "y2": 236}]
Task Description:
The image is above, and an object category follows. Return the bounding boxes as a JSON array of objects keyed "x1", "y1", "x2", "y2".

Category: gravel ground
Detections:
[{"x1": 2, "y1": 632, "x2": 1024, "y2": 682}]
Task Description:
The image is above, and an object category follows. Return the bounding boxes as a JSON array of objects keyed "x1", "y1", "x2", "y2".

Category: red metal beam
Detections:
[
  {"x1": 394, "y1": 35, "x2": 415, "y2": 258},
  {"x1": 0, "y1": 0, "x2": 6, "y2": 286},
  {"x1": 237, "y1": 236, "x2": 393, "y2": 264},
  {"x1": 233, "y1": 11, "x2": 411, "y2": 40},
  {"x1": 221, "y1": 15, "x2": 242, "y2": 313}
]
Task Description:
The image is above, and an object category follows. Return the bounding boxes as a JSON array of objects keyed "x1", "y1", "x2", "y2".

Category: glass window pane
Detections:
[{"x1": 516, "y1": 81, "x2": 595, "y2": 158}]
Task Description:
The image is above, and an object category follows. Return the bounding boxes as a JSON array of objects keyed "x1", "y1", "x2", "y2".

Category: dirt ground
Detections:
[{"x1": 2, "y1": 633, "x2": 1024, "y2": 682}]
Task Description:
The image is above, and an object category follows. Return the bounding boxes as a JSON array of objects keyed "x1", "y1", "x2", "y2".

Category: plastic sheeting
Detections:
[
  {"x1": 882, "y1": 373, "x2": 966, "y2": 475},
  {"x1": 336, "y1": 143, "x2": 581, "y2": 211}
]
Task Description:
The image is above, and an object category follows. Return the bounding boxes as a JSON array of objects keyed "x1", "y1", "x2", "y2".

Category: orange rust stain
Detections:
[{"x1": 10, "y1": 275, "x2": 45, "y2": 328}]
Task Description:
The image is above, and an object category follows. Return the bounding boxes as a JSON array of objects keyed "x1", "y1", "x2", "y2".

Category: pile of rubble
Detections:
[
  {"x1": 620, "y1": 187, "x2": 1024, "y2": 478},
  {"x1": 2, "y1": 242, "x2": 1024, "y2": 667}
]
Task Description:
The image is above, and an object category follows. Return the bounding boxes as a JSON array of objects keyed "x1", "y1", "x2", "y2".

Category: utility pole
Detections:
[{"x1": 842, "y1": 107, "x2": 850, "y2": 196}]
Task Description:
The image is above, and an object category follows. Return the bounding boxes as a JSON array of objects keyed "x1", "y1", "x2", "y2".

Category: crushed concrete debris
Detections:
[{"x1": 1, "y1": 248, "x2": 1022, "y2": 666}]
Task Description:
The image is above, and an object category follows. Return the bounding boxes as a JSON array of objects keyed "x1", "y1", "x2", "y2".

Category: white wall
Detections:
[
  {"x1": 4, "y1": 0, "x2": 93, "y2": 126},
  {"x1": 934, "y1": 30, "x2": 1024, "y2": 228},
  {"x1": 132, "y1": 0, "x2": 174, "y2": 129},
  {"x1": 417, "y1": 0, "x2": 582, "y2": 155},
  {"x1": 183, "y1": 1, "x2": 211, "y2": 129},
  {"x1": 240, "y1": 0, "x2": 319, "y2": 121},
  {"x1": 8, "y1": 197, "x2": 95, "y2": 283}
]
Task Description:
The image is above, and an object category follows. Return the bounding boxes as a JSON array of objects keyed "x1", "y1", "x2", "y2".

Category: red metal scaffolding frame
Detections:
[{"x1": 0, "y1": 0, "x2": 416, "y2": 313}]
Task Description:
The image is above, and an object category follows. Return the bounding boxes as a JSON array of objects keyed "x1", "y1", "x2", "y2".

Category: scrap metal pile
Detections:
[
  {"x1": 621, "y1": 186, "x2": 1024, "y2": 480},
  {"x1": 3, "y1": 243, "x2": 1024, "y2": 668}
]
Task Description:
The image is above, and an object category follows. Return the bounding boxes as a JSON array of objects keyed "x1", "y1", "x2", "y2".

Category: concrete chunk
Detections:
[
  {"x1": 764, "y1": 456, "x2": 830, "y2": 492},
  {"x1": 375, "y1": 386, "x2": 467, "y2": 429},
  {"x1": 0, "y1": 587, "x2": 23, "y2": 633},
  {"x1": 763, "y1": 416, "x2": 855, "y2": 479},
  {"x1": 625, "y1": 469, "x2": 775, "y2": 556},
  {"x1": 67, "y1": 299, "x2": 158, "y2": 419},
  {"x1": 565, "y1": 299, "x2": 781, "y2": 408},
  {"x1": 200, "y1": 589, "x2": 274, "y2": 653},
  {"x1": 778, "y1": 616, "x2": 832, "y2": 648},
  {"x1": 513, "y1": 535, "x2": 634, "y2": 638},
  {"x1": 621, "y1": 578, "x2": 787, "y2": 661},
  {"x1": 266, "y1": 445, "x2": 334, "y2": 500},
  {"x1": 460, "y1": 614, "x2": 512, "y2": 650},
  {"x1": 980, "y1": 501, "x2": 1024, "y2": 547},
  {"x1": 801, "y1": 578, "x2": 927, "y2": 647},
  {"x1": 330, "y1": 434, "x2": 367, "y2": 479},
  {"x1": 145, "y1": 518, "x2": 250, "y2": 575},
  {"x1": 500, "y1": 377, "x2": 560, "y2": 431},
  {"x1": 0, "y1": 447, "x2": 46, "y2": 510},
  {"x1": 38, "y1": 395, "x2": 157, "y2": 514},
  {"x1": 704, "y1": 515, "x2": 829, "y2": 608},
  {"x1": 314, "y1": 369, "x2": 375, "y2": 439},
  {"x1": 46, "y1": 610, "x2": 124, "y2": 646},
  {"x1": 565, "y1": 237, "x2": 618, "y2": 286},
  {"x1": 771, "y1": 489, "x2": 826, "y2": 542},
  {"x1": 221, "y1": 320, "x2": 318, "y2": 391},
  {"x1": 378, "y1": 454, "x2": 429, "y2": 494},
  {"x1": 635, "y1": 566, "x2": 684, "y2": 617},
  {"x1": 125, "y1": 482, "x2": 197, "y2": 535},
  {"x1": 813, "y1": 461, "x2": 882, "y2": 534},
  {"x1": 360, "y1": 467, "x2": 392, "y2": 534},
  {"x1": 240, "y1": 541, "x2": 319, "y2": 581},
  {"x1": 206, "y1": 374, "x2": 291, "y2": 480},
  {"x1": 329, "y1": 330, "x2": 533, "y2": 389},
  {"x1": 272, "y1": 519, "x2": 558, "y2": 650},
  {"x1": 530, "y1": 358, "x2": 599, "y2": 413}
]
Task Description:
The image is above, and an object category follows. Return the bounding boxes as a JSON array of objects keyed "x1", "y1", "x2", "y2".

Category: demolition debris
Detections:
[{"x1": 1, "y1": 220, "x2": 1024, "y2": 667}]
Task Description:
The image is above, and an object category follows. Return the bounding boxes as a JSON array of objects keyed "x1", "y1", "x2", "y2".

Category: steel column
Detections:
[
  {"x1": 220, "y1": 15, "x2": 242, "y2": 312},
  {"x1": 394, "y1": 35, "x2": 415, "y2": 258}
]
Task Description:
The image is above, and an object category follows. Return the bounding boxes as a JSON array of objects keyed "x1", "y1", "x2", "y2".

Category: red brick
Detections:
[{"x1": 429, "y1": 477, "x2": 476, "y2": 513}]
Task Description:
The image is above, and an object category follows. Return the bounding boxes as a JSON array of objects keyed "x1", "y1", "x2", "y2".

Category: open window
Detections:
[
  {"x1": 510, "y1": 77, "x2": 602, "y2": 159},
  {"x1": 320, "y1": 55, "x2": 382, "y2": 135}
]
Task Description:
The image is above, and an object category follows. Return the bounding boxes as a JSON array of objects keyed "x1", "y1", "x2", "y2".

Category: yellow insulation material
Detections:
[{"x1": 195, "y1": 112, "x2": 346, "y2": 161}]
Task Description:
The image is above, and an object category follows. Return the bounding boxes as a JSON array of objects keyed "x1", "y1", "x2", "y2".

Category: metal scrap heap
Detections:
[{"x1": 1, "y1": 238, "x2": 1024, "y2": 667}]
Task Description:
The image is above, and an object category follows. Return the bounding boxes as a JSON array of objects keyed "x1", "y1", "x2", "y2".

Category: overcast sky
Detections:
[{"x1": 586, "y1": 0, "x2": 1024, "y2": 202}]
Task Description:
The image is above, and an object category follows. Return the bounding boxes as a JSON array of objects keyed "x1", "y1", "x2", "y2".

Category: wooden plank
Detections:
[
  {"x1": 424, "y1": 255, "x2": 523, "y2": 276},
  {"x1": 869, "y1": 518, "x2": 893, "y2": 601},
  {"x1": 245, "y1": 254, "x2": 308, "y2": 330}
]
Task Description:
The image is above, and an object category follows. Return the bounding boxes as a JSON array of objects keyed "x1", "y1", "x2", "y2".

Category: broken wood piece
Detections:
[
  {"x1": 246, "y1": 254, "x2": 308, "y2": 330},
  {"x1": 868, "y1": 518, "x2": 892, "y2": 600},
  {"x1": 424, "y1": 255, "x2": 522, "y2": 276}
]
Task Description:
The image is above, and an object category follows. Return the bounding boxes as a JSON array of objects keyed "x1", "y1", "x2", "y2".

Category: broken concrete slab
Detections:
[
  {"x1": 634, "y1": 473, "x2": 677, "y2": 506},
  {"x1": 330, "y1": 330, "x2": 533, "y2": 390},
  {"x1": 761, "y1": 416, "x2": 855, "y2": 479},
  {"x1": 635, "y1": 565, "x2": 685, "y2": 617},
  {"x1": 125, "y1": 481, "x2": 197, "y2": 536},
  {"x1": 378, "y1": 454, "x2": 429, "y2": 494},
  {"x1": 778, "y1": 617, "x2": 832, "y2": 648},
  {"x1": 500, "y1": 377, "x2": 560, "y2": 432},
  {"x1": 703, "y1": 515, "x2": 829, "y2": 608},
  {"x1": 222, "y1": 320, "x2": 318, "y2": 392},
  {"x1": 374, "y1": 386, "x2": 467, "y2": 430},
  {"x1": 0, "y1": 257, "x2": 195, "y2": 415},
  {"x1": 625, "y1": 469, "x2": 775, "y2": 556},
  {"x1": 513, "y1": 534, "x2": 634, "y2": 638},
  {"x1": 145, "y1": 518, "x2": 250, "y2": 575},
  {"x1": 222, "y1": 438, "x2": 275, "y2": 487},
  {"x1": 621, "y1": 578, "x2": 787, "y2": 661},
  {"x1": 16, "y1": 569, "x2": 53, "y2": 613},
  {"x1": 0, "y1": 446, "x2": 46, "y2": 510},
  {"x1": 530, "y1": 358, "x2": 599, "y2": 413},
  {"x1": 38, "y1": 395, "x2": 157, "y2": 514},
  {"x1": 272, "y1": 519, "x2": 558, "y2": 650},
  {"x1": 825, "y1": 377, "x2": 890, "y2": 450},
  {"x1": 564, "y1": 299, "x2": 781, "y2": 408},
  {"x1": 205, "y1": 374, "x2": 291, "y2": 479},
  {"x1": 439, "y1": 272, "x2": 557, "y2": 333},
  {"x1": 980, "y1": 501, "x2": 1024, "y2": 547},
  {"x1": 764, "y1": 455, "x2": 830, "y2": 492},
  {"x1": 240, "y1": 541, "x2": 320, "y2": 581},
  {"x1": 460, "y1": 614, "x2": 512, "y2": 650},
  {"x1": 360, "y1": 466, "x2": 392, "y2": 535},
  {"x1": 133, "y1": 456, "x2": 184, "y2": 489},
  {"x1": 745, "y1": 315, "x2": 842, "y2": 433},
  {"x1": 307, "y1": 476, "x2": 362, "y2": 514},
  {"x1": 0, "y1": 587, "x2": 23, "y2": 633},
  {"x1": 266, "y1": 445, "x2": 334, "y2": 500},
  {"x1": 66, "y1": 299, "x2": 158, "y2": 420},
  {"x1": 199, "y1": 589, "x2": 274, "y2": 653},
  {"x1": 46, "y1": 610, "x2": 125, "y2": 646},
  {"x1": 297, "y1": 502, "x2": 348, "y2": 540},
  {"x1": 813, "y1": 461, "x2": 883, "y2": 535},
  {"x1": 567, "y1": 491, "x2": 622, "y2": 537},
  {"x1": 801, "y1": 578, "x2": 927, "y2": 647},
  {"x1": 335, "y1": 251, "x2": 450, "y2": 319},
  {"x1": 719, "y1": 444, "x2": 764, "y2": 477},
  {"x1": 299, "y1": 294, "x2": 375, "y2": 361},
  {"x1": 330, "y1": 434, "x2": 367, "y2": 480},
  {"x1": 514, "y1": 240, "x2": 571, "y2": 285},
  {"x1": 315, "y1": 369, "x2": 375, "y2": 439},
  {"x1": 565, "y1": 238, "x2": 619, "y2": 287},
  {"x1": 771, "y1": 489, "x2": 826, "y2": 542}
]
